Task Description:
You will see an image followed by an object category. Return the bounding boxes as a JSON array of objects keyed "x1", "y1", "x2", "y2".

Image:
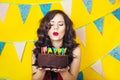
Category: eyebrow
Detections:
[{"x1": 50, "y1": 21, "x2": 65, "y2": 23}]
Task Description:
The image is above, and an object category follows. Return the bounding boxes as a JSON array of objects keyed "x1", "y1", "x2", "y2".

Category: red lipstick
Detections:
[{"x1": 53, "y1": 32, "x2": 59, "y2": 36}]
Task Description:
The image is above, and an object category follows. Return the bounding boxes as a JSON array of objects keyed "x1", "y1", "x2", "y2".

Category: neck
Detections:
[{"x1": 51, "y1": 40, "x2": 63, "y2": 48}]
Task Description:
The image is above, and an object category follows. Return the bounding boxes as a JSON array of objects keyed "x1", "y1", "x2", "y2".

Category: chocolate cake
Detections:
[
  {"x1": 37, "y1": 47, "x2": 68, "y2": 69},
  {"x1": 37, "y1": 54, "x2": 68, "y2": 69}
]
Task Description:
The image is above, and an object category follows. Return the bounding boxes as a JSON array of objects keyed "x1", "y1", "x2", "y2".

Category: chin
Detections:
[
  {"x1": 52, "y1": 39, "x2": 59, "y2": 41},
  {"x1": 51, "y1": 38, "x2": 61, "y2": 41}
]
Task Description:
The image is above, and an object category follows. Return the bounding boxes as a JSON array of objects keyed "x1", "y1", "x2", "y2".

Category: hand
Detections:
[
  {"x1": 51, "y1": 66, "x2": 70, "y2": 72},
  {"x1": 32, "y1": 66, "x2": 39, "y2": 74},
  {"x1": 32, "y1": 66, "x2": 50, "y2": 75},
  {"x1": 38, "y1": 67, "x2": 51, "y2": 71}
]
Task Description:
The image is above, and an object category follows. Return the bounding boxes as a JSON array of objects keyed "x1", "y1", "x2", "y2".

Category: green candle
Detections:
[{"x1": 47, "y1": 47, "x2": 52, "y2": 54}]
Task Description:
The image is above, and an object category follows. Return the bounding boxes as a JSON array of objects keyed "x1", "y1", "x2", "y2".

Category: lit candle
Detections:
[
  {"x1": 61, "y1": 48, "x2": 65, "y2": 55},
  {"x1": 47, "y1": 47, "x2": 52, "y2": 54},
  {"x1": 41, "y1": 46, "x2": 47, "y2": 54},
  {"x1": 57, "y1": 48, "x2": 62, "y2": 55},
  {"x1": 64, "y1": 48, "x2": 67, "y2": 55},
  {"x1": 43, "y1": 46, "x2": 47, "y2": 53},
  {"x1": 52, "y1": 47, "x2": 57, "y2": 54},
  {"x1": 61, "y1": 48, "x2": 67, "y2": 55},
  {"x1": 41, "y1": 47, "x2": 44, "y2": 53}
]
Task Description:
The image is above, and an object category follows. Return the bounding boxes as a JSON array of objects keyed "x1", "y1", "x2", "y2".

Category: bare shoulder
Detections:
[{"x1": 73, "y1": 46, "x2": 81, "y2": 58}]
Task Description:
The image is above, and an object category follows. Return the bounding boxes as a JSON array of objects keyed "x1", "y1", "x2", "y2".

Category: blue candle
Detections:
[
  {"x1": 64, "y1": 48, "x2": 67, "y2": 55},
  {"x1": 61, "y1": 48, "x2": 65, "y2": 55},
  {"x1": 52, "y1": 47, "x2": 57, "y2": 54}
]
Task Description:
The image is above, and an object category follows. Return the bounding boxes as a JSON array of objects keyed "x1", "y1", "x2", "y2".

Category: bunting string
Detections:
[
  {"x1": 0, "y1": 1, "x2": 120, "y2": 79},
  {"x1": 81, "y1": 42, "x2": 120, "y2": 72},
  {"x1": 0, "y1": 0, "x2": 63, "y2": 5},
  {"x1": 0, "y1": 6, "x2": 119, "y2": 42}
]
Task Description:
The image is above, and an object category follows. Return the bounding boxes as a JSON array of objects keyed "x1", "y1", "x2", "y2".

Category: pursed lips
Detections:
[{"x1": 53, "y1": 32, "x2": 59, "y2": 36}]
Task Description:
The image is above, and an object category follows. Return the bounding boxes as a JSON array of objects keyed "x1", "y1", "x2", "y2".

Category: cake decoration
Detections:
[
  {"x1": 38, "y1": 46, "x2": 68, "y2": 68},
  {"x1": 40, "y1": 46, "x2": 67, "y2": 55},
  {"x1": 47, "y1": 47, "x2": 52, "y2": 54},
  {"x1": 52, "y1": 47, "x2": 57, "y2": 54},
  {"x1": 41, "y1": 46, "x2": 47, "y2": 54}
]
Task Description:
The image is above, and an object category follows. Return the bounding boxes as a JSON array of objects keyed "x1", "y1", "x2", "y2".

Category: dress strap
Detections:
[
  {"x1": 57, "y1": 72, "x2": 63, "y2": 80},
  {"x1": 43, "y1": 71, "x2": 52, "y2": 80}
]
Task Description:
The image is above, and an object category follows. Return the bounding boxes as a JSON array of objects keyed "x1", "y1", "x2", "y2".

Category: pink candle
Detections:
[
  {"x1": 41, "y1": 46, "x2": 47, "y2": 54},
  {"x1": 41, "y1": 47, "x2": 44, "y2": 53}
]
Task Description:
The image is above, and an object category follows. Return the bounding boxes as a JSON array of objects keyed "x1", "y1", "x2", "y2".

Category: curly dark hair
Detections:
[{"x1": 33, "y1": 10, "x2": 79, "y2": 65}]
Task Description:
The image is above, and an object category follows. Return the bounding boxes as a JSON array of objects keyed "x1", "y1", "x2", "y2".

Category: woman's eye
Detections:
[{"x1": 59, "y1": 24, "x2": 63, "y2": 26}]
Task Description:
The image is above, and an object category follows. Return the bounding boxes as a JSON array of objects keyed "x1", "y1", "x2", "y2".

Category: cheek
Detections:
[
  {"x1": 59, "y1": 28, "x2": 65, "y2": 35},
  {"x1": 48, "y1": 30, "x2": 53, "y2": 37},
  {"x1": 61, "y1": 27, "x2": 65, "y2": 32}
]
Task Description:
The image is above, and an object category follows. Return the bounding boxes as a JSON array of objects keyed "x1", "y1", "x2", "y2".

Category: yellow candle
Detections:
[
  {"x1": 57, "y1": 48, "x2": 62, "y2": 55},
  {"x1": 64, "y1": 48, "x2": 67, "y2": 55}
]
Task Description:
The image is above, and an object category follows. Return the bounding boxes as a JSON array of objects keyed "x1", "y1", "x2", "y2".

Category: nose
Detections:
[{"x1": 53, "y1": 24, "x2": 59, "y2": 30}]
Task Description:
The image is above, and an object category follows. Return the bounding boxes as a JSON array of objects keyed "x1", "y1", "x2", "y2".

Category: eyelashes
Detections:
[
  {"x1": 49, "y1": 23, "x2": 64, "y2": 27},
  {"x1": 59, "y1": 24, "x2": 63, "y2": 26},
  {"x1": 47, "y1": 22, "x2": 65, "y2": 30}
]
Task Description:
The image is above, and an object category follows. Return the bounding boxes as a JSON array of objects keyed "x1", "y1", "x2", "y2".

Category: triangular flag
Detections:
[
  {"x1": 112, "y1": 7, "x2": 120, "y2": 21},
  {"x1": 0, "y1": 77, "x2": 10, "y2": 80},
  {"x1": 77, "y1": 71, "x2": 83, "y2": 80},
  {"x1": 91, "y1": 60, "x2": 104, "y2": 77},
  {"x1": 82, "y1": 0, "x2": 92, "y2": 13},
  {"x1": 0, "y1": 3, "x2": 9, "y2": 22},
  {"x1": 109, "y1": 0, "x2": 115, "y2": 4},
  {"x1": 18, "y1": 4, "x2": 31, "y2": 23},
  {"x1": 109, "y1": 46, "x2": 120, "y2": 61},
  {"x1": 94, "y1": 17, "x2": 104, "y2": 34},
  {"x1": 76, "y1": 26, "x2": 86, "y2": 46},
  {"x1": 14, "y1": 42, "x2": 26, "y2": 61},
  {"x1": 0, "y1": 42, "x2": 5, "y2": 54},
  {"x1": 61, "y1": 0, "x2": 72, "y2": 17},
  {"x1": 40, "y1": 3, "x2": 52, "y2": 16}
]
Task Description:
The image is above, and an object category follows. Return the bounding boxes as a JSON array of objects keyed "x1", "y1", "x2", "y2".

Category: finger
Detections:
[
  {"x1": 52, "y1": 68, "x2": 57, "y2": 70},
  {"x1": 57, "y1": 69, "x2": 61, "y2": 72},
  {"x1": 32, "y1": 66, "x2": 38, "y2": 74},
  {"x1": 67, "y1": 66, "x2": 70, "y2": 70},
  {"x1": 51, "y1": 68, "x2": 58, "y2": 72},
  {"x1": 32, "y1": 66, "x2": 37, "y2": 69},
  {"x1": 32, "y1": 66, "x2": 38, "y2": 71},
  {"x1": 54, "y1": 69, "x2": 58, "y2": 72},
  {"x1": 61, "y1": 69, "x2": 66, "y2": 71},
  {"x1": 44, "y1": 68, "x2": 51, "y2": 70},
  {"x1": 51, "y1": 68, "x2": 57, "y2": 71},
  {"x1": 38, "y1": 67, "x2": 43, "y2": 70},
  {"x1": 58, "y1": 66, "x2": 70, "y2": 72}
]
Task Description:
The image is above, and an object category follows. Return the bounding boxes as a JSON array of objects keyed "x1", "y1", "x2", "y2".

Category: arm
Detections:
[
  {"x1": 32, "y1": 53, "x2": 46, "y2": 80},
  {"x1": 59, "y1": 46, "x2": 81, "y2": 80}
]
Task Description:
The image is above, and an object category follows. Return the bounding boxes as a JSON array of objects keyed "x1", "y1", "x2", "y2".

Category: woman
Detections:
[{"x1": 32, "y1": 10, "x2": 81, "y2": 80}]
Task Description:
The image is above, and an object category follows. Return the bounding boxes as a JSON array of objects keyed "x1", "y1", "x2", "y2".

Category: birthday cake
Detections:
[{"x1": 37, "y1": 46, "x2": 68, "y2": 69}]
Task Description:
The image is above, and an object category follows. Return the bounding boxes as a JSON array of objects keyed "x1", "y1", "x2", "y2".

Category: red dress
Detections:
[{"x1": 43, "y1": 71, "x2": 63, "y2": 80}]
